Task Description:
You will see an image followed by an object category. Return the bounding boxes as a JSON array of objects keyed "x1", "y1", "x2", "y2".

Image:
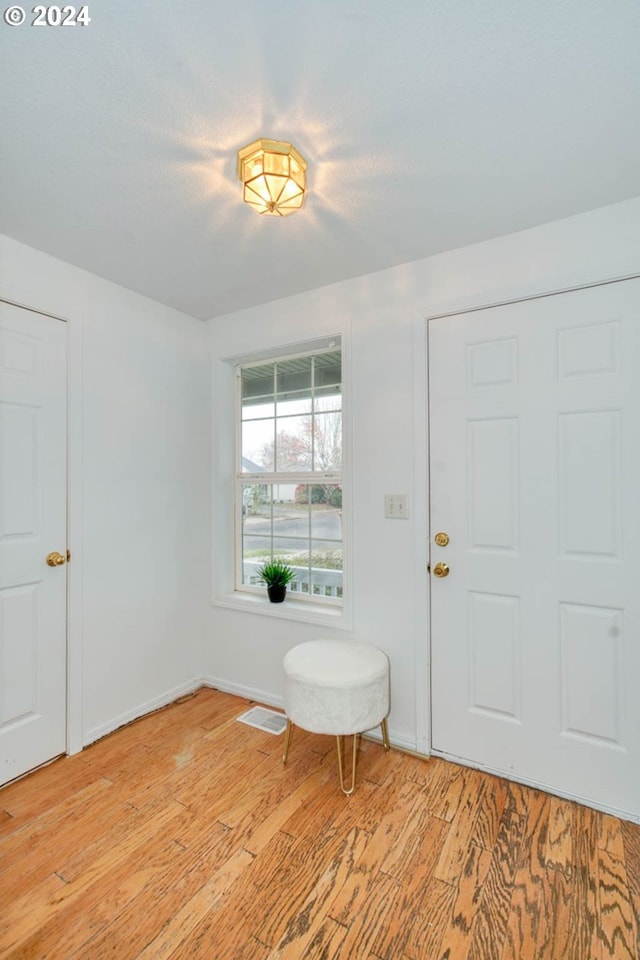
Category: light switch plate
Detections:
[{"x1": 385, "y1": 494, "x2": 408, "y2": 519}]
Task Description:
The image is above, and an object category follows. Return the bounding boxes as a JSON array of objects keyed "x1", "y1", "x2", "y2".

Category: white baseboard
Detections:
[
  {"x1": 364, "y1": 728, "x2": 423, "y2": 755},
  {"x1": 83, "y1": 677, "x2": 203, "y2": 747},
  {"x1": 202, "y1": 674, "x2": 284, "y2": 710},
  {"x1": 203, "y1": 674, "x2": 419, "y2": 755}
]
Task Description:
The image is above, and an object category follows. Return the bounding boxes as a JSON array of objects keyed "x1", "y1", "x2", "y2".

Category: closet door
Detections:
[
  {"x1": 429, "y1": 278, "x2": 640, "y2": 819},
  {"x1": 0, "y1": 303, "x2": 68, "y2": 784}
]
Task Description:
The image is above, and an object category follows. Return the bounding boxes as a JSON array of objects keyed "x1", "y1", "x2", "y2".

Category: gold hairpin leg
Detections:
[
  {"x1": 336, "y1": 733, "x2": 359, "y2": 795},
  {"x1": 282, "y1": 719, "x2": 293, "y2": 765},
  {"x1": 381, "y1": 717, "x2": 390, "y2": 751}
]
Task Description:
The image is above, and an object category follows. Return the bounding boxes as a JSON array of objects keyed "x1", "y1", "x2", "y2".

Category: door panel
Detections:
[
  {"x1": 0, "y1": 304, "x2": 67, "y2": 784},
  {"x1": 429, "y1": 279, "x2": 640, "y2": 818}
]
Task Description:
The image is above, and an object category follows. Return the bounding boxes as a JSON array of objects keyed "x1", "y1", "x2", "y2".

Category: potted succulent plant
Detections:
[{"x1": 256, "y1": 560, "x2": 296, "y2": 603}]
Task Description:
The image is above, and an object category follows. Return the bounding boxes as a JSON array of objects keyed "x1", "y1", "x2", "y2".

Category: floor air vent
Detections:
[{"x1": 236, "y1": 706, "x2": 288, "y2": 735}]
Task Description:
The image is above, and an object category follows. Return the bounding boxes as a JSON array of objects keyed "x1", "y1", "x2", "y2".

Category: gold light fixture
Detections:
[{"x1": 237, "y1": 138, "x2": 307, "y2": 216}]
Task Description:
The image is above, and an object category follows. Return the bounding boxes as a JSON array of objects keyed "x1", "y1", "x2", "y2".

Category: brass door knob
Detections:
[
  {"x1": 433, "y1": 562, "x2": 450, "y2": 578},
  {"x1": 46, "y1": 551, "x2": 66, "y2": 567}
]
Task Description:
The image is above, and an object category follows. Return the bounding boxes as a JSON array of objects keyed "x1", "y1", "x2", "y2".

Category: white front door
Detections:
[
  {"x1": 429, "y1": 278, "x2": 640, "y2": 819},
  {"x1": 0, "y1": 303, "x2": 68, "y2": 785}
]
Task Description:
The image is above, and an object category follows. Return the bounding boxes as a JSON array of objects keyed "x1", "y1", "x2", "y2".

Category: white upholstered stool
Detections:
[{"x1": 282, "y1": 639, "x2": 390, "y2": 795}]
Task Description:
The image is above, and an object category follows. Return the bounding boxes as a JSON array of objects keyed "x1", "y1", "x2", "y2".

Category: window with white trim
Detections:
[{"x1": 236, "y1": 342, "x2": 343, "y2": 604}]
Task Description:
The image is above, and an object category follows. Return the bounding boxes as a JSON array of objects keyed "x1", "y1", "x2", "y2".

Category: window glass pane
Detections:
[
  {"x1": 310, "y1": 540, "x2": 343, "y2": 597},
  {"x1": 241, "y1": 483, "x2": 343, "y2": 596},
  {"x1": 294, "y1": 483, "x2": 328, "y2": 506},
  {"x1": 241, "y1": 482, "x2": 271, "y2": 585},
  {"x1": 276, "y1": 395, "x2": 312, "y2": 418},
  {"x1": 274, "y1": 420, "x2": 312, "y2": 471},
  {"x1": 314, "y1": 392, "x2": 342, "y2": 414},
  {"x1": 313, "y1": 412, "x2": 342, "y2": 471},
  {"x1": 237, "y1": 347, "x2": 342, "y2": 603},
  {"x1": 274, "y1": 494, "x2": 310, "y2": 551},
  {"x1": 241, "y1": 483, "x2": 271, "y2": 520},
  {"x1": 314, "y1": 351, "x2": 341, "y2": 389},
  {"x1": 276, "y1": 356, "x2": 312, "y2": 397},
  {"x1": 310, "y1": 486, "x2": 342, "y2": 539},
  {"x1": 242, "y1": 420, "x2": 274, "y2": 471},
  {"x1": 242, "y1": 400, "x2": 275, "y2": 421},
  {"x1": 242, "y1": 544, "x2": 271, "y2": 586},
  {"x1": 242, "y1": 363, "x2": 275, "y2": 403},
  {"x1": 311, "y1": 538, "x2": 343, "y2": 560}
]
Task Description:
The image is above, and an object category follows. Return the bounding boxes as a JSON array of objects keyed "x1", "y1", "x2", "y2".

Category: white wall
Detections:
[
  {"x1": 205, "y1": 196, "x2": 640, "y2": 753},
  {"x1": 206, "y1": 288, "x2": 429, "y2": 750},
  {"x1": 2, "y1": 194, "x2": 638, "y2": 757},
  {"x1": 0, "y1": 235, "x2": 209, "y2": 746}
]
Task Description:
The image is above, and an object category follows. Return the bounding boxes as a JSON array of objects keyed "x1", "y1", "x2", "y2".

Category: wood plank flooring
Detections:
[{"x1": 1, "y1": 687, "x2": 638, "y2": 959}]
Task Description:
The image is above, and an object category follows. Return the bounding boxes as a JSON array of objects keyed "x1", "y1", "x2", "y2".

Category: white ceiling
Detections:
[{"x1": 2, "y1": 1, "x2": 640, "y2": 320}]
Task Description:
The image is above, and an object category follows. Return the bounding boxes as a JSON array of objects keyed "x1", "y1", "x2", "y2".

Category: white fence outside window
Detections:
[{"x1": 243, "y1": 560, "x2": 342, "y2": 599}]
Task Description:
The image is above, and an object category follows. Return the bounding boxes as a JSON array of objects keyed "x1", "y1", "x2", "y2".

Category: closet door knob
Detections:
[{"x1": 46, "y1": 551, "x2": 66, "y2": 567}]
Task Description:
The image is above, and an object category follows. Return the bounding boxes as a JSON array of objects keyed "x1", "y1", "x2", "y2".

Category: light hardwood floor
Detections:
[{"x1": 1, "y1": 687, "x2": 638, "y2": 959}]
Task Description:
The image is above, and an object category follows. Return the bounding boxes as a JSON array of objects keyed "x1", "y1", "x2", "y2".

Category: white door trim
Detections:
[
  {"x1": 412, "y1": 315, "x2": 431, "y2": 756},
  {"x1": 0, "y1": 297, "x2": 83, "y2": 759}
]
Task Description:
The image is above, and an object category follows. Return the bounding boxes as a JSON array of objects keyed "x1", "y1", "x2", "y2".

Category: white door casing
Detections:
[
  {"x1": 0, "y1": 303, "x2": 68, "y2": 784},
  {"x1": 429, "y1": 278, "x2": 640, "y2": 820}
]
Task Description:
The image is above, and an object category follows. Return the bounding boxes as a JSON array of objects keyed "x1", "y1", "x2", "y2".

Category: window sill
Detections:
[{"x1": 213, "y1": 591, "x2": 350, "y2": 628}]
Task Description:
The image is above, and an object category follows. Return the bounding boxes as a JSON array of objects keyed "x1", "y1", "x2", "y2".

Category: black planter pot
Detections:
[{"x1": 267, "y1": 584, "x2": 287, "y2": 603}]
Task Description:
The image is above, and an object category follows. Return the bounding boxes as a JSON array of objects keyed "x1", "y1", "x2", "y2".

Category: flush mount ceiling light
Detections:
[{"x1": 237, "y1": 138, "x2": 307, "y2": 216}]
